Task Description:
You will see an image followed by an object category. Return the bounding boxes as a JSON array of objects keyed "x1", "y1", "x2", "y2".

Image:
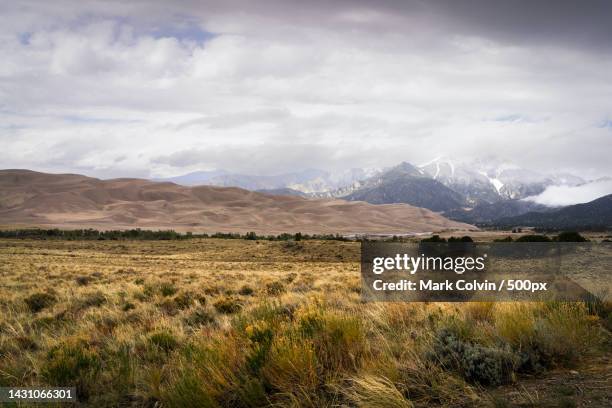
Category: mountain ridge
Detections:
[
  {"x1": 493, "y1": 194, "x2": 612, "y2": 229},
  {"x1": 0, "y1": 169, "x2": 474, "y2": 235}
]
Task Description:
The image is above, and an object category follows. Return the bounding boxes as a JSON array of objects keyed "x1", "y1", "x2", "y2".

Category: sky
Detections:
[{"x1": 1, "y1": 0, "x2": 611, "y2": 179}]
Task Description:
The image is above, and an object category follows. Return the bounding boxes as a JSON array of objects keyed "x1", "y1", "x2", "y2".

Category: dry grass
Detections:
[{"x1": 0, "y1": 238, "x2": 609, "y2": 407}]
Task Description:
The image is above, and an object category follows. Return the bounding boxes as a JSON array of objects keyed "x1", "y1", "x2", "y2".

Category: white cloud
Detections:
[
  {"x1": 0, "y1": 1, "x2": 611, "y2": 179},
  {"x1": 524, "y1": 179, "x2": 612, "y2": 207}
]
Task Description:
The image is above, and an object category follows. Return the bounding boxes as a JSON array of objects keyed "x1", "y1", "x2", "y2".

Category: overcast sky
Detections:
[{"x1": 1, "y1": 0, "x2": 611, "y2": 179}]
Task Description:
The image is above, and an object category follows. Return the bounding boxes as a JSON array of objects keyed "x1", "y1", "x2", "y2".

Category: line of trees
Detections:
[
  {"x1": 0, "y1": 228, "x2": 597, "y2": 243},
  {"x1": 0, "y1": 228, "x2": 348, "y2": 242}
]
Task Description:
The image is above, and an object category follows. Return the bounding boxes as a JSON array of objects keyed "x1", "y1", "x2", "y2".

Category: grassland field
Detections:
[{"x1": 0, "y1": 238, "x2": 610, "y2": 407}]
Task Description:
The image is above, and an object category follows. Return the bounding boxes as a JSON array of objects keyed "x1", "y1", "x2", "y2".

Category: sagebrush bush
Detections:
[
  {"x1": 173, "y1": 291, "x2": 195, "y2": 309},
  {"x1": 159, "y1": 282, "x2": 178, "y2": 297},
  {"x1": 76, "y1": 291, "x2": 106, "y2": 309},
  {"x1": 238, "y1": 285, "x2": 254, "y2": 296},
  {"x1": 213, "y1": 297, "x2": 242, "y2": 314},
  {"x1": 184, "y1": 307, "x2": 216, "y2": 327},
  {"x1": 75, "y1": 275, "x2": 92, "y2": 286},
  {"x1": 265, "y1": 281, "x2": 286, "y2": 296},
  {"x1": 430, "y1": 327, "x2": 517, "y2": 385},
  {"x1": 24, "y1": 292, "x2": 56, "y2": 313}
]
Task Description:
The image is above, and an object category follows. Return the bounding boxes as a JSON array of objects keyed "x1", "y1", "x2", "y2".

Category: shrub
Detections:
[
  {"x1": 213, "y1": 297, "x2": 242, "y2": 314},
  {"x1": 174, "y1": 292, "x2": 195, "y2": 310},
  {"x1": 75, "y1": 275, "x2": 92, "y2": 286},
  {"x1": 284, "y1": 272, "x2": 298, "y2": 284},
  {"x1": 184, "y1": 307, "x2": 216, "y2": 327},
  {"x1": 239, "y1": 285, "x2": 254, "y2": 296},
  {"x1": 41, "y1": 339, "x2": 101, "y2": 399},
  {"x1": 421, "y1": 235, "x2": 446, "y2": 243},
  {"x1": 24, "y1": 292, "x2": 56, "y2": 313},
  {"x1": 77, "y1": 291, "x2": 106, "y2": 309},
  {"x1": 555, "y1": 231, "x2": 588, "y2": 242},
  {"x1": 158, "y1": 298, "x2": 180, "y2": 316},
  {"x1": 430, "y1": 327, "x2": 517, "y2": 385},
  {"x1": 149, "y1": 331, "x2": 179, "y2": 353},
  {"x1": 265, "y1": 281, "x2": 286, "y2": 296},
  {"x1": 122, "y1": 301, "x2": 136, "y2": 311},
  {"x1": 160, "y1": 282, "x2": 178, "y2": 297},
  {"x1": 448, "y1": 236, "x2": 474, "y2": 243},
  {"x1": 515, "y1": 235, "x2": 551, "y2": 242}
]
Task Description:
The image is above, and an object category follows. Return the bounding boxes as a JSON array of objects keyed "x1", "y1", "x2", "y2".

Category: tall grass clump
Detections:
[
  {"x1": 41, "y1": 338, "x2": 101, "y2": 400},
  {"x1": 341, "y1": 375, "x2": 414, "y2": 408}
]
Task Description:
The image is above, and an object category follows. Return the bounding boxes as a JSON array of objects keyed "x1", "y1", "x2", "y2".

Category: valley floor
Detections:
[{"x1": 0, "y1": 238, "x2": 609, "y2": 407}]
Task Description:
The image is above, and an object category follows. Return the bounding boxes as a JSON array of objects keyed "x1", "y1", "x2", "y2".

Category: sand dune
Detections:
[{"x1": 0, "y1": 170, "x2": 475, "y2": 234}]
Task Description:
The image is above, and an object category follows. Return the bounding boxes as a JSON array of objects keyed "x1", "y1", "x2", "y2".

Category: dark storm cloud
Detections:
[{"x1": 8, "y1": 1, "x2": 612, "y2": 48}]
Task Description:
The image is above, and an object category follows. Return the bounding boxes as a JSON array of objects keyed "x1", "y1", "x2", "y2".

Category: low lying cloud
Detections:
[{"x1": 524, "y1": 179, "x2": 612, "y2": 207}]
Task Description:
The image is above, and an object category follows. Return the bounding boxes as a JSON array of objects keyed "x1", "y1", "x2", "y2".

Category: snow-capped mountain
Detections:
[
  {"x1": 342, "y1": 162, "x2": 467, "y2": 212},
  {"x1": 418, "y1": 157, "x2": 501, "y2": 205},
  {"x1": 155, "y1": 157, "x2": 592, "y2": 218},
  {"x1": 418, "y1": 156, "x2": 586, "y2": 203}
]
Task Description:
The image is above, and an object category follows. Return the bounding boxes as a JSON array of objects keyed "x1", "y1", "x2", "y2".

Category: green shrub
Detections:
[
  {"x1": 555, "y1": 231, "x2": 588, "y2": 242},
  {"x1": 149, "y1": 331, "x2": 179, "y2": 353},
  {"x1": 160, "y1": 282, "x2": 178, "y2": 297},
  {"x1": 75, "y1": 275, "x2": 92, "y2": 286},
  {"x1": 174, "y1": 292, "x2": 195, "y2": 310},
  {"x1": 24, "y1": 292, "x2": 57, "y2": 313},
  {"x1": 515, "y1": 234, "x2": 551, "y2": 242},
  {"x1": 239, "y1": 285, "x2": 254, "y2": 296},
  {"x1": 265, "y1": 281, "x2": 286, "y2": 296},
  {"x1": 77, "y1": 291, "x2": 106, "y2": 309},
  {"x1": 421, "y1": 235, "x2": 446, "y2": 243},
  {"x1": 430, "y1": 327, "x2": 517, "y2": 385},
  {"x1": 213, "y1": 297, "x2": 242, "y2": 314},
  {"x1": 122, "y1": 301, "x2": 136, "y2": 311},
  {"x1": 447, "y1": 236, "x2": 474, "y2": 242},
  {"x1": 184, "y1": 307, "x2": 216, "y2": 327}
]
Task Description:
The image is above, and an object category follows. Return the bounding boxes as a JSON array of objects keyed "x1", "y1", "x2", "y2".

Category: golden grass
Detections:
[{"x1": 0, "y1": 238, "x2": 608, "y2": 407}]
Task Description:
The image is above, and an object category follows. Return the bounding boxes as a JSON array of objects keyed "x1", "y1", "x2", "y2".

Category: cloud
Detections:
[
  {"x1": 524, "y1": 179, "x2": 612, "y2": 207},
  {"x1": 0, "y1": 1, "x2": 611, "y2": 179}
]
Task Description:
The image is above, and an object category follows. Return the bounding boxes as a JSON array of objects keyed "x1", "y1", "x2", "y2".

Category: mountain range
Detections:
[
  {"x1": 0, "y1": 170, "x2": 473, "y2": 234},
  {"x1": 156, "y1": 157, "x2": 611, "y2": 227}
]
